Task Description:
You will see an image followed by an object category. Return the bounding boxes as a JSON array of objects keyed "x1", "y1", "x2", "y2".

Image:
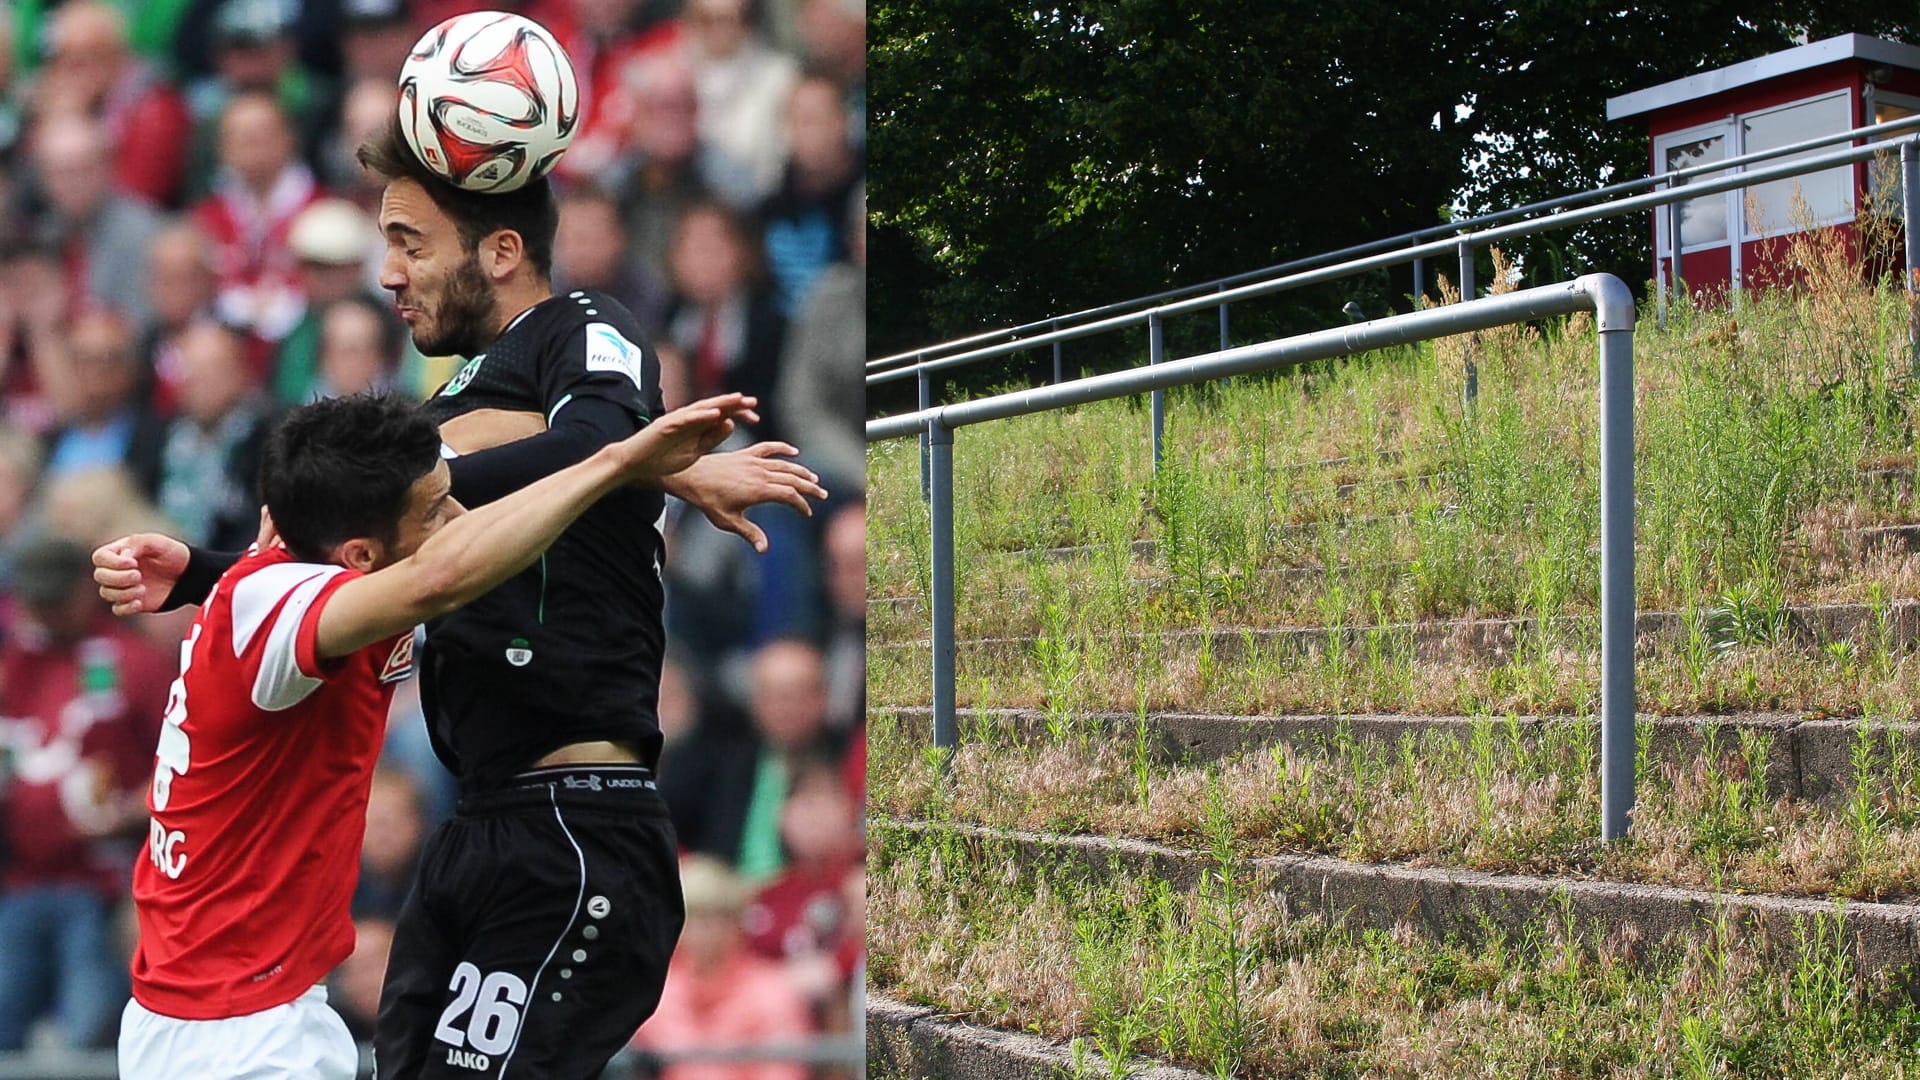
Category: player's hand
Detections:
[
  {"x1": 439, "y1": 408, "x2": 548, "y2": 454},
  {"x1": 92, "y1": 533, "x2": 190, "y2": 616},
  {"x1": 668, "y1": 443, "x2": 828, "y2": 553},
  {"x1": 614, "y1": 394, "x2": 759, "y2": 482}
]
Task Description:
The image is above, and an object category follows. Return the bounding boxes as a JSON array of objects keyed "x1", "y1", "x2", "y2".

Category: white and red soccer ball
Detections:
[{"x1": 397, "y1": 11, "x2": 580, "y2": 193}]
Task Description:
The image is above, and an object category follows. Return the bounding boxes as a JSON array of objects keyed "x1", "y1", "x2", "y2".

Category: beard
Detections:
[{"x1": 408, "y1": 251, "x2": 497, "y2": 359}]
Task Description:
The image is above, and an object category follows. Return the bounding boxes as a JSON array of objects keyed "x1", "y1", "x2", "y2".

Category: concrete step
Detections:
[
  {"x1": 875, "y1": 816, "x2": 1920, "y2": 990},
  {"x1": 867, "y1": 704, "x2": 1912, "y2": 804},
  {"x1": 868, "y1": 524, "x2": 1920, "y2": 617},
  {"x1": 869, "y1": 598, "x2": 1920, "y2": 666},
  {"x1": 867, "y1": 995, "x2": 1210, "y2": 1080}
]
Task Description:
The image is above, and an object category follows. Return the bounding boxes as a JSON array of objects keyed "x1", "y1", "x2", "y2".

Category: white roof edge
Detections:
[{"x1": 1605, "y1": 34, "x2": 1920, "y2": 122}]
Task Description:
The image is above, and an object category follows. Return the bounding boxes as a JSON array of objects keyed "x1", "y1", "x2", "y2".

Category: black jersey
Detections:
[{"x1": 418, "y1": 289, "x2": 669, "y2": 791}]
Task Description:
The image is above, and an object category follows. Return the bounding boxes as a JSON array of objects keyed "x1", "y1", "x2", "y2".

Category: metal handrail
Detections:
[
  {"x1": 870, "y1": 274, "x2": 1641, "y2": 841},
  {"x1": 868, "y1": 110, "x2": 1920, "y2": 375},
  {"x1": 869, "y1": 133, "x2": 1915, "y2": 390}
]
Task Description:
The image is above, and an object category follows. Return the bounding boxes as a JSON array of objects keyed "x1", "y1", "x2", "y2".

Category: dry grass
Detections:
[
  {"x1": 870, "y1": 708, "x2": 1920, "y2": 902},
  {"x1": 868, "y1": 616, "x2": 1920, "y2": 722},
  {"x1": 871, "y1": 820, "x2": 1920, "y2": 1078}
]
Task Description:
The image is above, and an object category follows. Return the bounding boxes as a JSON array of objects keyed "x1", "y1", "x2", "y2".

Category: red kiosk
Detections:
[{"x1": 1605, "y1": 34, "x2": 1920, "y2": 292}]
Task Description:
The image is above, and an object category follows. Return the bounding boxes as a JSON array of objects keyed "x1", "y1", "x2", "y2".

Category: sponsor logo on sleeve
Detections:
[
  {"x1": 583, "y1": 322, "x2": 645, "y2": 391},
  {"x1": 380, "y1": 634, "x2": 417, "y2": 684}
]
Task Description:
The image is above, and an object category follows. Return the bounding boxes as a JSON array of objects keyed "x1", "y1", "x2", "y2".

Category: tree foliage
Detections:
[{"x1": 870, "y1": 2, "x2": 1920, "y2": 366}]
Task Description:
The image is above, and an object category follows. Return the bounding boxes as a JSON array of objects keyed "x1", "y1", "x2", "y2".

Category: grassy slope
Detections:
[{"x1": 868, "y1": 239, "x2": 1920, "y2": 1077}]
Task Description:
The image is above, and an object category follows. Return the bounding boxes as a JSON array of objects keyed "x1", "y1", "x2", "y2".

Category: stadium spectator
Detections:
[
  {"x1": 0, "y1": 244, "x2": 73, "y2": 433},
  {"x1": 0, "y1": 537, "x2": 170, "y2": 1051},
  {"x1": 0, "y1": 425, "x2": 41, "y2": 576},
  {"x1": 194, "y1": 90, "x2": 327, "y2": 342},
  {"x1": 138, "y1": 222, "x2": 223, "y2": 415},
  {"x1": 313, "y1": 295, "x2": 405, "y2": 399},
  {"x1": 662, "y1": 202, "x2": 783, "y2": 430},
  {"x1": 773, "y1": 181, "x2": 863, "y2": 484},
  {"x1": 41, "y1": 310, "x2": 167, "y2": 497},
  {"x1": 736, "y1": 639, "x2": 838, "y2": 880},
  {"x1": 555, "y1": 183, "x2": 670, "y2": 335},
  {"x1": 658, "y1": 652, "x2": 700, "y2": 754},
  {"x1": 681, "y1": 0, "x2": 797, "y2": 206},
  {"x1": 182, "y1": 0, "x2": 336, "y2": 197},
  {"x1": 820, "y1": 499, "x2": 864, "y2": 723},
  {"x1": 628, "y1": 855, "x2": 813, "y2": 1080},
  {"x1": 599, "y1": 57, "x2": 720, "y2": 276},
  {"x1": 757, "y1": 73, "x2": 859, "y2": 319},
  {"x1": 322, "y1": 75, "x2": 405, "y2": 210},
  {"x1": 29, "y1": 112, "x2": 163, "y2": 329},
  {"x1": 274, "y1": 197, "x2": 382, "y2": 403},
  {"x1": 340, "y1": 0, "x2": 420, "y2": 82},
  {"x1": 657, "y1": 340, "x2": 693, "y2": 409},
  {"x1": 660, "y1": 450, "x2": 762, "y2": 685},
  {"x1": 658, "y1": 653, "x2": 760, "y2": 866},
  {"x1": 353, "y1": 768, "x2": 427, "y2": 920},
  {"x1": 549, "y1": 0, "x2": 668, "y2": 182},
  {"x1": 742, "y1": 756, "x2": 860, "y2": 964},
  {"x1": 35, "y1": 2, "x2": 193, "y2": 208},
  {"x1": 797, "y1": 0, "x2": 864, "y2": 146},
  {"x1": 331, "y1": 916, "x2": 395, "y2": 1042},
  {"x1": 154, "y1": 321, "x2": 271, "y2": 551}
]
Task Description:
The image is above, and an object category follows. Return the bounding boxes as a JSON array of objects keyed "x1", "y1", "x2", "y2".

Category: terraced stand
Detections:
[{"x1": 868, "y1": 269, "x2": 1920, "y2": 1076}]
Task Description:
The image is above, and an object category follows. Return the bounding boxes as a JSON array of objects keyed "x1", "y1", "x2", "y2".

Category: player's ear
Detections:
[
  {"x1": 481, "y1": 228, "x2": 525, "y2": 283},
  {"x1": 335, "y1": 537, "x2": 380, "y2": 573}
]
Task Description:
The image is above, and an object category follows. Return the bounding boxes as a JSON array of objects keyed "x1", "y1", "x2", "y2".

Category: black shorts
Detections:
[{"x1": 374, "y1": 765, "x2": 685, "y2": 1080}]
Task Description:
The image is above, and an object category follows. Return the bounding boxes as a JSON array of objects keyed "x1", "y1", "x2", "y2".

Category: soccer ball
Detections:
[{"x1": 397, "y1": 11, "x2": 580, "y2": 193}]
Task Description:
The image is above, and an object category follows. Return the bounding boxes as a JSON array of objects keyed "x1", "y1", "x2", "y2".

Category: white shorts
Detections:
[{"x1": 117, "y1": 983, "x2": 358, "y2": 1080}]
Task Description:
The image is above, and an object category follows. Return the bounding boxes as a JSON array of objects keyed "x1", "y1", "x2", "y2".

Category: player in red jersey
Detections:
[{"x1": 109, "y1": 389, "x2": 752, "y2": 1080}]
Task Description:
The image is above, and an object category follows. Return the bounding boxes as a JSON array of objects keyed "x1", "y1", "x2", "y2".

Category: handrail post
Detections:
[
  {"x1": 928, "y1": 419, "x2": 957, "y2": 768},
  {"x1": 1597, "y1": 297, "x2": 1637, "y2": 842},
  {"x1": 1655, "y1": 181, "x2": 1669, "y2": 331},
  {"x1": 1217, "y1": 286, "x2": 1229, "y2": 353},
  {"x1": 917, "y1": 362, "x2": 931, "y2": 501},
  {"x1": 1668, "y1": 187, "x2": 1684, "y2": 311},
  {"x1": 1903, "y1": 141, "x2": 1920, "y2": 374},
  {"x1": 1051, "y1": 320, "x2": 1063, "y2": 384},
  {"x1": 1457, "y1": 239, "x2": 1477, "y2": 406},
  {"x1": 1148, "y1": 313, "x2": 1166, "y2": 471},
  {"x1": 1411, "y1": 245, "x2": 1425, "y2": 308}
]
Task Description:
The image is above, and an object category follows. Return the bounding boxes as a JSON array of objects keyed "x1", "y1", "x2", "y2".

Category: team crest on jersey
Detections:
[
  {"x1": 441, "y1": 354, "x2": 485, "y2": 396},
  {"x1": 505, "y1": 636, "x2": 533, "y2": 667},
  {"x1": 380, "y1": 634, "x2": 416, "y2": 684}
]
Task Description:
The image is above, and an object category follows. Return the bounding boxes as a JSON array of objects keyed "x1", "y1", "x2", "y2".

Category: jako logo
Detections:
[{"x1": 446, "y1": 1049, "x2": 491, "y2": 1070}]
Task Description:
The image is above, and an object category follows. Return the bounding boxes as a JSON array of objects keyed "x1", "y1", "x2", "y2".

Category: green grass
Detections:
[
  {"x1": 871, "y1": 819, "x2": 1920, "y2": 1079},
  {"x1": 867, "y1": 238, "x2": 1920, "y2": 1077},
  {"x1": 868, "y1": 706, "x2": 1920, "y2": 903},
  {"x1": 869, "y1": 261, "x2": 1920, "y2": 719}
]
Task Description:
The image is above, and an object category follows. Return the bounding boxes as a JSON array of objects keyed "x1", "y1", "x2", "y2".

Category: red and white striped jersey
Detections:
[{"x1": 131, "y1": 546, "x2": 414, "y2": 1020}]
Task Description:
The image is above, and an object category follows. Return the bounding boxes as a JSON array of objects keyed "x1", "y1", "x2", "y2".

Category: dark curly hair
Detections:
[{"x1": 259, "y1": 392, "x2": 443, "y2": 563}]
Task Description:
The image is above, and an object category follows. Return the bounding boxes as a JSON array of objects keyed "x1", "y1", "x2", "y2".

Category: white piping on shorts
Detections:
[{"x1": 495, "y1": 784, "x2": 588, "y2": 1078}]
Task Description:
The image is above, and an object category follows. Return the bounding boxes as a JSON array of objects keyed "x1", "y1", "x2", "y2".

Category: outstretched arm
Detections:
[
  {"x1": 443, "y1": 398, "x2": 828, "y2": 552},
  {"x1": 313, "y1": 394, "x2": 752, "y2": 658}
]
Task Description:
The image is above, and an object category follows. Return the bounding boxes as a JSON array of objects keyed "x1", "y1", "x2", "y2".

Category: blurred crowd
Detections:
[{"x1": 0, "y1": 0, "x2": 866, "y2": 1076}]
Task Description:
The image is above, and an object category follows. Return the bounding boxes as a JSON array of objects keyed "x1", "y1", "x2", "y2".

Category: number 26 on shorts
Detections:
[{"x1": 435, "y1": 962, "x2": 529, "y2": 1066}]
